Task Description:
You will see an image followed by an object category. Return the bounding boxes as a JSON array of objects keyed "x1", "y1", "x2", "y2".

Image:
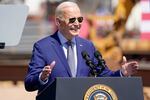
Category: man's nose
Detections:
[{"x1": 73, "y1": 20, "x2": 80, "y2": 25}]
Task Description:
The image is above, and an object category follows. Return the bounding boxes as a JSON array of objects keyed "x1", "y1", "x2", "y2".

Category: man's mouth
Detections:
[{"x1": 70, "y1": 27, "x2": 80, "y2": 31}]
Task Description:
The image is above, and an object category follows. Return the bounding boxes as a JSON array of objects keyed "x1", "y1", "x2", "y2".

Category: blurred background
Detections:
[{"x1": 0, "y1": 0, "x2": 150, "y2": 100}]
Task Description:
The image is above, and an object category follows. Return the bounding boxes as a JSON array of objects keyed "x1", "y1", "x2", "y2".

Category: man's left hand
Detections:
[{"x1": 121, "y1": 56, "x2": 139, "y2": 76}]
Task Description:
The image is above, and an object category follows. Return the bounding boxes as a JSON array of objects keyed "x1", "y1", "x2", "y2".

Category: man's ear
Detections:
[{"x1": 55, "y1": 18, "x2": 60, "y2": 26}]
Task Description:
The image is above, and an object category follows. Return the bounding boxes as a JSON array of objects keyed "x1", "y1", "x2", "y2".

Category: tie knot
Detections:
[{"x1": 66, "y1": 40, "x2": 73, "y2": 47}]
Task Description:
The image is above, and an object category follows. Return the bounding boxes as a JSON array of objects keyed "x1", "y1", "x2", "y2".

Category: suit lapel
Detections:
[
  {"x1": 75, "y1": 37, "x2": 85, "y2": 76},
  {"x1": 51, "y1": 32, "x2": 72, "y2": 76}
]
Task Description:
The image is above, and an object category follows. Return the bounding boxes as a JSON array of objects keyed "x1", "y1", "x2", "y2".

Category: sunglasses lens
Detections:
[
  {"x1": 78, "y1": 17, "x2": 83, "y2": 23},
  {"x1": 69, "y1": 18, "x2": 76, "y2": 23},
  {"x1": 68, "y1": 17, "x2": 83, "y2": 23}
]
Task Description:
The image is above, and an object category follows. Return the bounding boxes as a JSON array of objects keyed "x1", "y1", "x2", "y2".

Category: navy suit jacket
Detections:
[{"x1": 24, "y1": 32, "x2": 121, "y2": 93}]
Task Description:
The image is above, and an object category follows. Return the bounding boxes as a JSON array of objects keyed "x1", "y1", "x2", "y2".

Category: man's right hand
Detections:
[{"x1": 40, "y1": 61, "x2": 56, "y2": 81}]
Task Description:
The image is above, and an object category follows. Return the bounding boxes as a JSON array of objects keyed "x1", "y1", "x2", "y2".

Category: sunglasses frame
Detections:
[{"x1": 68, "y1": 17, "x2": 83, "y2": 24}]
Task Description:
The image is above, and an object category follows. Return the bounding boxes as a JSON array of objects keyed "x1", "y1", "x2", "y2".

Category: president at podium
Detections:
[{"x1": 24, "y1": 1, "x2": 139, "y2": 96}]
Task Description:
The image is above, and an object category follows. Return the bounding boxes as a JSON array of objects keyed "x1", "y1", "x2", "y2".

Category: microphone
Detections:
[
  {"x1": 81, "y1": 51, "x2": 97, "y2": 77},
  {"x1": 94, "y1": 50, "x2": 106, "y2": 72},
  {"x1": 81, "y1": 51, "x2": 95, "y2": 69}
]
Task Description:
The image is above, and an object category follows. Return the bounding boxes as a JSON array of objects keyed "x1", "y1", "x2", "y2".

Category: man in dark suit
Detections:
[{"x1": 24, "y1": 1, "x2": 138, "y2": 94}]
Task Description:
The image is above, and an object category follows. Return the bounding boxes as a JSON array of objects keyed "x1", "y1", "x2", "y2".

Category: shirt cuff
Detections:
[
  {"x1": 120, "y1": 70, "x2": 124, "y2": 77},
  {"x1": 39, "y1": 72, "x2": 48, "y2": 85},
  {"x1": 120, "y1": 70, "x2": 131, "y2": 77}
]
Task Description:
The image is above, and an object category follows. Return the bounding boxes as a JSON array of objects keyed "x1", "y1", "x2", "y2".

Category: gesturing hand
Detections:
[
  {"x1": 121, "y1": 56, "x2": 139, "y2": 76},
  {"x1": 40, "y1": 61, "x2": 56, "y2": 81}
]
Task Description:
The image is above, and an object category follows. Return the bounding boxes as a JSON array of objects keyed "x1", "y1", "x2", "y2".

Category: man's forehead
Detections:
[{"x1": 63, "y1": 8, "x2": 81, "y2": 18}]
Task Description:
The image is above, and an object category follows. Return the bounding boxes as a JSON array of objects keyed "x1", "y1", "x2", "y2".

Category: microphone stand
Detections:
[
  {"x1": 94, "y1": 51, "x2": 106, "y2": 75},
  {"x1": 82, "y1": 51, "x2": 99, "y2": 77},
  {"x1": 85, "y1": 58, "x2": 98, "y2": 77}
]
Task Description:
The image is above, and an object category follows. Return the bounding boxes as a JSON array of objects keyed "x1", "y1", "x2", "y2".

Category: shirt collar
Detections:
[{"x1": 57, "y1": 31, "x2": 76, "y2": 45}]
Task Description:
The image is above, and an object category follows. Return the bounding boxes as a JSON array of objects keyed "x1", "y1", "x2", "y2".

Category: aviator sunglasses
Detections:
[{"x1": 68, "y1": 17, "x2": 83, "y2": 23}]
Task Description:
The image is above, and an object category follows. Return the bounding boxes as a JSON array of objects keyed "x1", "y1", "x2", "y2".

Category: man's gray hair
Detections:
[{"x1": 55, "y1": 1, "x2": 79, "y2": 19}]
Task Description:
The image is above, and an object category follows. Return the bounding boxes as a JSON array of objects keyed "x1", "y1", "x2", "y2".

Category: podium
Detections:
[{"x1": 36, "y1": 77, "x2": 144, "y2": 100}]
